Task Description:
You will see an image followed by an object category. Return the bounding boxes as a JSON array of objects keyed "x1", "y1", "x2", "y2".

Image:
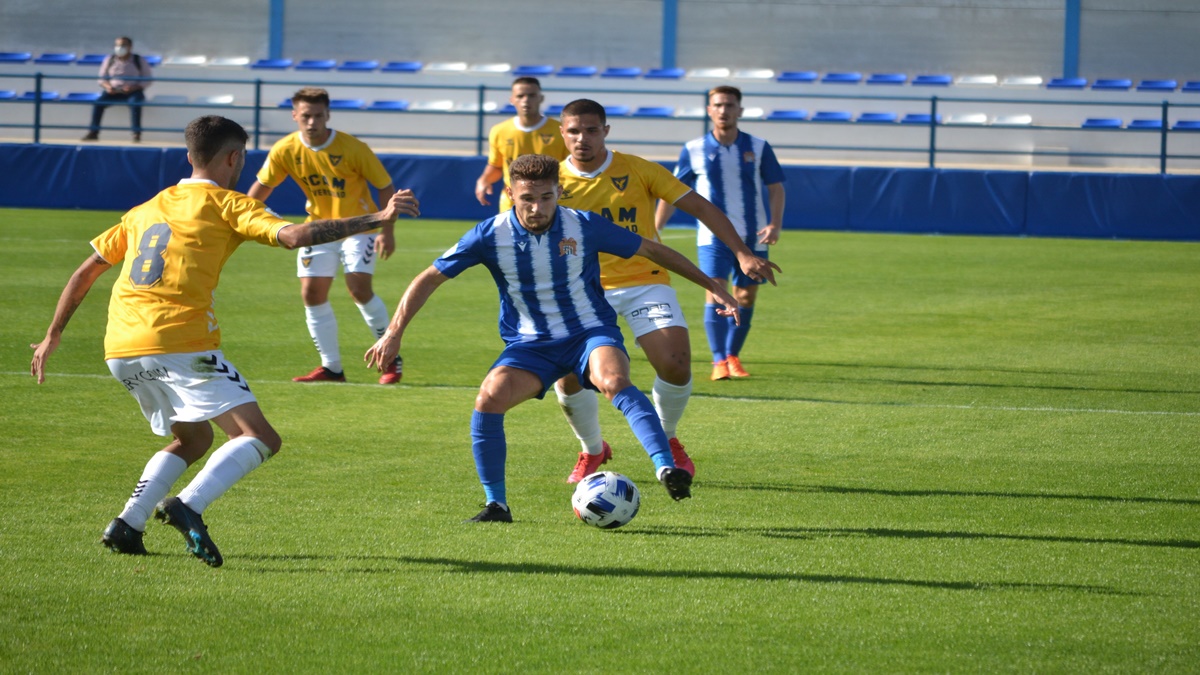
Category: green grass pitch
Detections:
[{"x1": 1, "y1": 207, "x2": 1198, "y2": 672}]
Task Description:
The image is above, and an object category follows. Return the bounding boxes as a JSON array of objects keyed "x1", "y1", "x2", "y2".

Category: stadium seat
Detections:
[
  {"x1": 1172, "y1": 120, "x2": 1200, "y2": 130},
  {"x1": 0, "y1": 90, "x2": 17, "y2": 100},
  {"x1": 368, "y1": 100, "x2": 409, "y2": 111},
  {"x1": 911, "y1": 74, "x2": 952, "y2": 86},
  {"x1": 1137, "y1": 79, "x2": 1177, "y2": 92},
  {"x1": 468, "y1": 63, "x2": 511, "y2": 74},
  {"x1": 63, "y1": 92, "x2": 102, "y2": 102},
  {"x1": 251, "y1": 58, "x2": 292, "y2": 69},
  {"x1": 1001, "y1": 75, "x2": 1043, "y2": 87},
  {"x1": 1183, "y1": 81, "x2": 1200, "y2": 93},
  {"x1": 991, "y1": 114, "x2": 1033, "y2": 126},
  {"x1": 1047, "y1": 77, "x2": 1088, "y2": 89},
  {"x1": 544, "y1": 104, "x2": 565, "y2": 116},
  {"x1": 408, "y1": 100, "x2": 455, "y2": 111},
  {"x1": 742, "y1": 107, "x2": 765, "y2": 119},
  {"x1": 295, "y1": 59, "x2": 336, "y2": 71},
  {"x1": 944, "y1": 113, "x2": 989, "y2": 125},
  {"x1": 675, "y1": 106, "x2": 706, "y2": 118},
  {"x1": 900, "y1": 113, "x2": 941, "y2": 124},
  {"x1": 632, "y1": 106, "x2": 674, "y2": 117},
  {"x1": 687, "y1": 67, "x2": 731, "y2": 79},
  {"x1": 423, "y1": 62, "x2": 468, "y2": 73},
  {"x1": 19, "y1": 91, "x2": 60, "y2": 100},
  {"x1": 955, "y1": 74, "x2": 998, "y2": 86},
  {"x1": 1128, "y1": 119, "x2": 1163, "y2": 129},
  {"x1": 856, "y1": 112, "x2": 898, "y2": 123},
  {"x1": 34, "y1": 53, "x2": 76, "y2": 65},
  {"x1": 605, "y1": 104, "x2": 631, "y2": 117},
  {"x1": 207, "y1": 56, "x2": 250, "y2": 67},
  {"x1": 732, "y1": 68, "x2": 775, "y2": 80},
  {"x1": 766, "y1": 109, "x2": 808, "y2": 121},
  {"x1": 644, "y1": 68, "x2": 684, "y2": 79},
  {"x1": 866, "y1": 73, "x2": 906, "y2": 85},
  {"x1": 338, "y1": 60, "x2": 380, "y2": 72},
  {"x1": 382, "y1": 61, "x2": 422, "y2": 73},
  {"x1": 498, "y1": 103, "x2": 517, "y2": 115},
  {"x1": 812, "y1": 111, "x2": 852, "y2": 122},
  {"x1": 1082, "y1": 118, "x2": 1122, "y2": 128},
  {"x1": 144, "y1": 55, "x2": 163, "y2": 66},
  {"x1": 454, "y1": 101, "x2": 500, "y2": 113},
  {"x1": 277, "y1": 98, "x2": 293, "y2": 108},
  {"x1": 600, "y1": 67, "x2": 641, "y2": 78},
  {"x1": 195, "y1": 94, "x2": 235, "y2": 105},
  {"x1": 556, "y1": 66, "x2": 597, "y2": 77},
  {"x1": 164, "y1": 55, "x2": 207, "y2": 66},
  {"x1": 76, "y1": 54, "x2": 107, "y2": 66},
  {"x1": 329, "y1": 99, "x2": 366, "y2": 109},
  {"x1": 0, "y1": 52, "x2": 32, "y2": 64},
  {"x1": 1091, "y1": 78, "x2": 1132, "y2": 91},
  {"x1": 777, "y1": 71, "x2": 818, "y2": 83},
  {"x1": 821, "y1": 72, "x2": 862, "y2": 84},
  {"x1": 512, "y1": 64, "x2": 553, "y2": 76}
]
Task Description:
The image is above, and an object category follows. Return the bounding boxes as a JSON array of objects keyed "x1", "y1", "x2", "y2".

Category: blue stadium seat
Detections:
[
  {"x1": 144, "y1": 55, "x2": 162, "y2": 66},
  {"x1": 545, "y1": 104, "x2": 565, "y2": 116},
  {"x1": 1091, "y1": 78, "x2": 1132, "y2": 91},
  {"x1": 368, "y1": 100, "x2": 409, "y2": 111},
  {"x1": 513, "y1": 64, "x2": 554, "y2": 76},
  {"x1": 382, "y1": 61, "x2": 422, "y2": 73},
  {"x1": 911, "y1": 74, "x2": 952, "y2": 86},
  {"x1": 0, "y1": 90, "x2": 17, "y2": 100},
  {"x1": 901, "y1": 113, "x2": 941, "y2": 124},
  {"x1": 777, "y1": 71, "x2": 818, "y2": 83},
  {"x1": 1082, "y1": 118, "x2": 1122, "y2": 128},
  {"x1": 1137, "y1": 79, "x2": 1177, "y2": 92},
  {"x1": 632, "y1": 106, "x2": 674, "y2": 118},
  {"x1": 278, "y1": 98, "x2": 293, "y2": 108},
  {"x1": 1047, "y1": 77, "x2": 1088, "y2": 89},
  {"x1": 822, "y1": 72, "x2": 862, "y2": 84},
  {"x1": 1128, "y1": 119, "x2": 1162, "y2": 129},
  {"x1": 812, "y1": 111, "x2": 852, "y2": 122},
  {"x1": 866, "y1": 73, "x2": 907, "y2": 85},
  {"x1": 766, "y1": 109, "x2": 808, "y2": 121},
  {"x1": 329, "y1": 99, "x2": 365, "y2": 109},
  {"x1": 0, "y1": 52, "x2": 32, "y2": 64},
  {"x1": 498, "y1": 103, "x2": 517, "y2": 115},
  {"x1": 556, "y1": 66, "x2": 597, "y2": 77},
  {"x1": 76, "y1": 54, "x2": 107, "y2": 66},
  {"x1": 857, "y1": 112, "x2": 898, "y2": 123},
  {"x1": 295, "y1": 59, "x2": 336, "y2": 71},
  {"x1": 600, "y1": 67, "x2": 641, "y2": 78},
  {"x1": 20, "y1": 91, "x2": 60, "y2": 100},
  {"x1": 251, "y1": 58, "x2": 293, "y2": 69},
  {"x1": 34, "y1": 53, "x2": 76, "y2": 65},
  {"x1": 1183, "y1": 81, "x2": 1200, "y2": 93},
  {"x1": 338, "y1": 60, "x2": 380, "y2": 72},
  {"x1": 644, "y1": 68, "x2": 684, "y2": 79},
  {"x1": 605, "y1": 104, "x2": 631, "y2": 116},
  {"x1": 64, "y1": 92, "x2": 102, "y2": 102},
  {"x1": 1172, "y1": 120, "x2": 1200, "y2": 131}
]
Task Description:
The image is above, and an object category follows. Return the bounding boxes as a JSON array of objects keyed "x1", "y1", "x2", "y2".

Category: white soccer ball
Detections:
[{"x1": 571, "y1": 471, "x2": 640, "y2": 529}]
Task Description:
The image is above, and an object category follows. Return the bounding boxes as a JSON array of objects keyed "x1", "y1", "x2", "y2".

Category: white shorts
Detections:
[
  {"x1": 296, "y1": 233, "x2": 378, "y2": 278},
  {"x1": 106, "y1": 351, "x2": 257, "y2": 437},
  {"x1": 605, "y1": 284, "x2": 688, "y2": 340}
]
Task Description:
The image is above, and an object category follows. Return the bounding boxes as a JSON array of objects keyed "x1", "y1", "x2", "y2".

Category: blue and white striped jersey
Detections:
[
  {"x1": 673, "y1": 131, "x2": 785, "y2": 250},
  {"x1": 434, "y1": 206, "x2": 644, "y2": 344}
]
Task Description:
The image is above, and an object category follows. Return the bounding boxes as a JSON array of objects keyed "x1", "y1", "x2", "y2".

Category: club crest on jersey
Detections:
[
  {"x1": 610, "y1": 175, "x2": 629, "y2": 192},
  {"x1": 330, "y1": 154, "x2": 343, "y2": 166},
  {"x1": 539, "y1": 133, "x2": 554, "y2": 144},
  {"x1": 558, "y1": 237, "x2": 578, "y2": 257},
  {"x1": 559, "y1": 188, "x2": 574, "y2": 200},
  {"x1": 743, "y1": 151, "x2": 756, "y2": 163}
]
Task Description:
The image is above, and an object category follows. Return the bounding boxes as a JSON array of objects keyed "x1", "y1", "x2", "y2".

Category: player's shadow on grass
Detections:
[{"x1": 704, "y1": 479, "x2": 1200, "y2": 507}]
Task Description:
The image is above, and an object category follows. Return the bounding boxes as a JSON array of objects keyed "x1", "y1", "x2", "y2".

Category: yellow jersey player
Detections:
[
  {"x1": 248, "y1": 87, "x2": 402, "y2": 384},
  {"x1": 30, "y1": 115, "x2": 420, "y2": 567},
  {"x1": 474, "y1": 77, "x2": 568, "y2": 213},
  {"x1": 554, "y1": 98, "x2": 780, "y2": 484}
]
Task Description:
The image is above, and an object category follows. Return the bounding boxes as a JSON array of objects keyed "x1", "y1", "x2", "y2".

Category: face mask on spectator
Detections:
[{"x1": 115, "y1": 46, "x2": 130, "y2": 57}]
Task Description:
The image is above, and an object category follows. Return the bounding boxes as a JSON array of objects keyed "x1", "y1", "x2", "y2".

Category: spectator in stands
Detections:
[
  {"x1": 82, "y1": 36, "x2": 153, "y2": 143},
  {"x1": 655, "y1": 85, "x2": 786, "y2": 381},
  {"x1": 474, "y1": 77, "x2": 567, "y2": 212}
]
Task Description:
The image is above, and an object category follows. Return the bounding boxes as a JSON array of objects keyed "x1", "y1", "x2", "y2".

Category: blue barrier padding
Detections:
[
  {"x1": 1026, "y1": 172, "x2": 1200, "y2": 240},
  {"x1": 848, "y1": 168, "x2": 1028, "y2": 235}
]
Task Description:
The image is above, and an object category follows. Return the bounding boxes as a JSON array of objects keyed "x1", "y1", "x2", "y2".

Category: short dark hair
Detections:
[
  {"x1": 709, "y1": 85, "x2": 742, "y2": 104},
  {"x1": 508, "y1": 154, "x2": 560, "y2": 184},
  {"x1": 292, "y1": 87, "x2": 330, "y2": 107},
  {"x1": 512, "y1": 76, "x2": 542, "y2": 89},
  {"x1": 116, "y1": 36, "x2": 133, "y2": 46},
  {"x1": 185, "y1": 115, "x2": 248, "y2": 166},
  {"x1": 561, "y1": 99, "x2": 607, "y2": 125}
]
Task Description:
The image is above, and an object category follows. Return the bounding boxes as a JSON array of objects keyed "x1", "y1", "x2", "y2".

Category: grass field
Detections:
[{"x1": 2, "y1": 206, "x2": 1198, "y2": 672}]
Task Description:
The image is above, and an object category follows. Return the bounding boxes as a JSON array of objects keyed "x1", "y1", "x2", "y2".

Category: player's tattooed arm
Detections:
[{"x1": 278, "y1": 190, "x2": 420, "y2": 249}]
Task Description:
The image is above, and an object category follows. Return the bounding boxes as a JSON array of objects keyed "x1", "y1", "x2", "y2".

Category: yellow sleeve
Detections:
[
  {"x1": 643, "y1": 158, "x2": 692, "y2": 204},
  {"x1": 89, "y1": 222, "x2": 128, "y2": 265},
  {"x1": 357, "y1": 142, "x2": 393, "y2": 190},
  {"x1": 224, "y1": 193, "x2": 292, "y2": 246},
  {"x1": 256, "y1": 140, "x2": 291, "y2": 188},
  {"x1": 486, "y1": 123, "x2": 504, "y2": 168}
]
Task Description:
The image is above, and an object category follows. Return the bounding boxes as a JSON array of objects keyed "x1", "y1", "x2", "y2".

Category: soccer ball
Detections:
[{"x1": 571, "y1": 471, "x2": 640, "y2": 529}]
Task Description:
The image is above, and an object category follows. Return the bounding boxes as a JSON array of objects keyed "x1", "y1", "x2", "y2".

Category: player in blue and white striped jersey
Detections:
[
  {"x1": 366, "y1": 154, "x2": 741, "y2": 523},
  {"x1": 656, "y1": 86, "x2": 787, "y2": 382}
]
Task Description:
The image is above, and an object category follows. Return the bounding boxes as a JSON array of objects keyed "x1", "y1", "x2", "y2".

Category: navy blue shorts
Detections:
[
  {"x1": 491, "y1": 325, "x2": 627, "y2": 399},
  {"x1": 698, "y1": 240, "x2": 768, "y2": 288}
]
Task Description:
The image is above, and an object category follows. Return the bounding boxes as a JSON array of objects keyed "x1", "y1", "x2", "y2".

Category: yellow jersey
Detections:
[
  {"x1": 256, "y1": 130, "x2": 392, "y2": 221},
  {"x1": 487, "y1": 116, "x2": 567, "y2": 213},
  {"x1": 558, "y1": 151, "x2": 692, "y2": 289},
  {"x1": 91, "y1": 180, "x2": 292, "y2": 359}
]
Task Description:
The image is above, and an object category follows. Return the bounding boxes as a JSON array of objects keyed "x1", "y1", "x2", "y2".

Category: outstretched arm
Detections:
[
  {"x1": 673, "y1": 191, "x2": 781, "y2": 285},
  {"x1": 375, "y1": 184, "x2": 397, "y2": 260},
  {"x1": 246, "y1": 181, "x2": 274, "y2": 203},
  {"x1": 30, "y1": 253, "x2": 113, "y2": 383},
  {"x1": 475, "y1": 164, "x2": 503, "y2": 206},
  {"x1": 277, "y1": 189, "x2": 420, "y2": 250},
  {"x1": 364, "y1": 265, "x2": 451, "y2": 371},
  {"x1": 758, "y1": 182, "x2": 786, "y2": 246},
  {"x1": 654, "y1": 198, "x2": 676, "y2": 233},
  {"x1": 634, "y1": 239, "x2": 741, "y2": 325}
]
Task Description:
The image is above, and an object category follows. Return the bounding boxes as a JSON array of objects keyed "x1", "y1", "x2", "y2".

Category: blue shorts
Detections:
[
  {"x1": 491, "y1": 326, "x2": 627, "y2": 399},
  {"x1": 698, "y1": 240, "x2": 767, "y2": 288}
]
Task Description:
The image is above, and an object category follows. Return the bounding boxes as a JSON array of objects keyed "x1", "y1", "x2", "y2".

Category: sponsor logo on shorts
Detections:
[
  {"x1": 629, "y1": 303, "x2": 673, "y2": 320},
  {"x1": 121, "y1": 367, "x2": 170, "y2": 391},
  {"x1": 195, "y1": 354, "x2": 251, "y2": 392}
]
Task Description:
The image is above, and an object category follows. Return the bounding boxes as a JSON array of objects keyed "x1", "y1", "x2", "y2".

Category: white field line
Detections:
[{"x1": 5, "y1": 371, "x2": 1198, "y2": 417}]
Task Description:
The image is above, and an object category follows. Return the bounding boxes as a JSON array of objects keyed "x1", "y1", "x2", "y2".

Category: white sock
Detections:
[
  {"x1": 356, "y1": 294, "x2": 391, "y2": 340},
  {"x1": 652, "y1": 376, "x2": 692, "y2": 439},
  {"x1": 118, "y1": 451, "x2": 188, "y2": 531},
  {"x1": 304, "y1": 301, "x2": 341, "y2": 372},
  {"x1": 556, "y1": 384, "x2": 604, "y2": 454},
  {"x1": 177, "y1": 436, "x2": 271, "y2": 514}
]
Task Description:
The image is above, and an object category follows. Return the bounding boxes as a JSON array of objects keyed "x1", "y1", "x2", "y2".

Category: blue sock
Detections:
[
  {"x1": 727, "y1": 305, "x2": 754, "y2": 357},
  {"x1": 704, "y1": 303, "x2": 730, "y2": 362},
  {"x1": 470, "y1": 411, "x2": 506, "y2": 505},
  {"x1": 611, "y1": 385, "x2": 673, "y2": 472}
]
